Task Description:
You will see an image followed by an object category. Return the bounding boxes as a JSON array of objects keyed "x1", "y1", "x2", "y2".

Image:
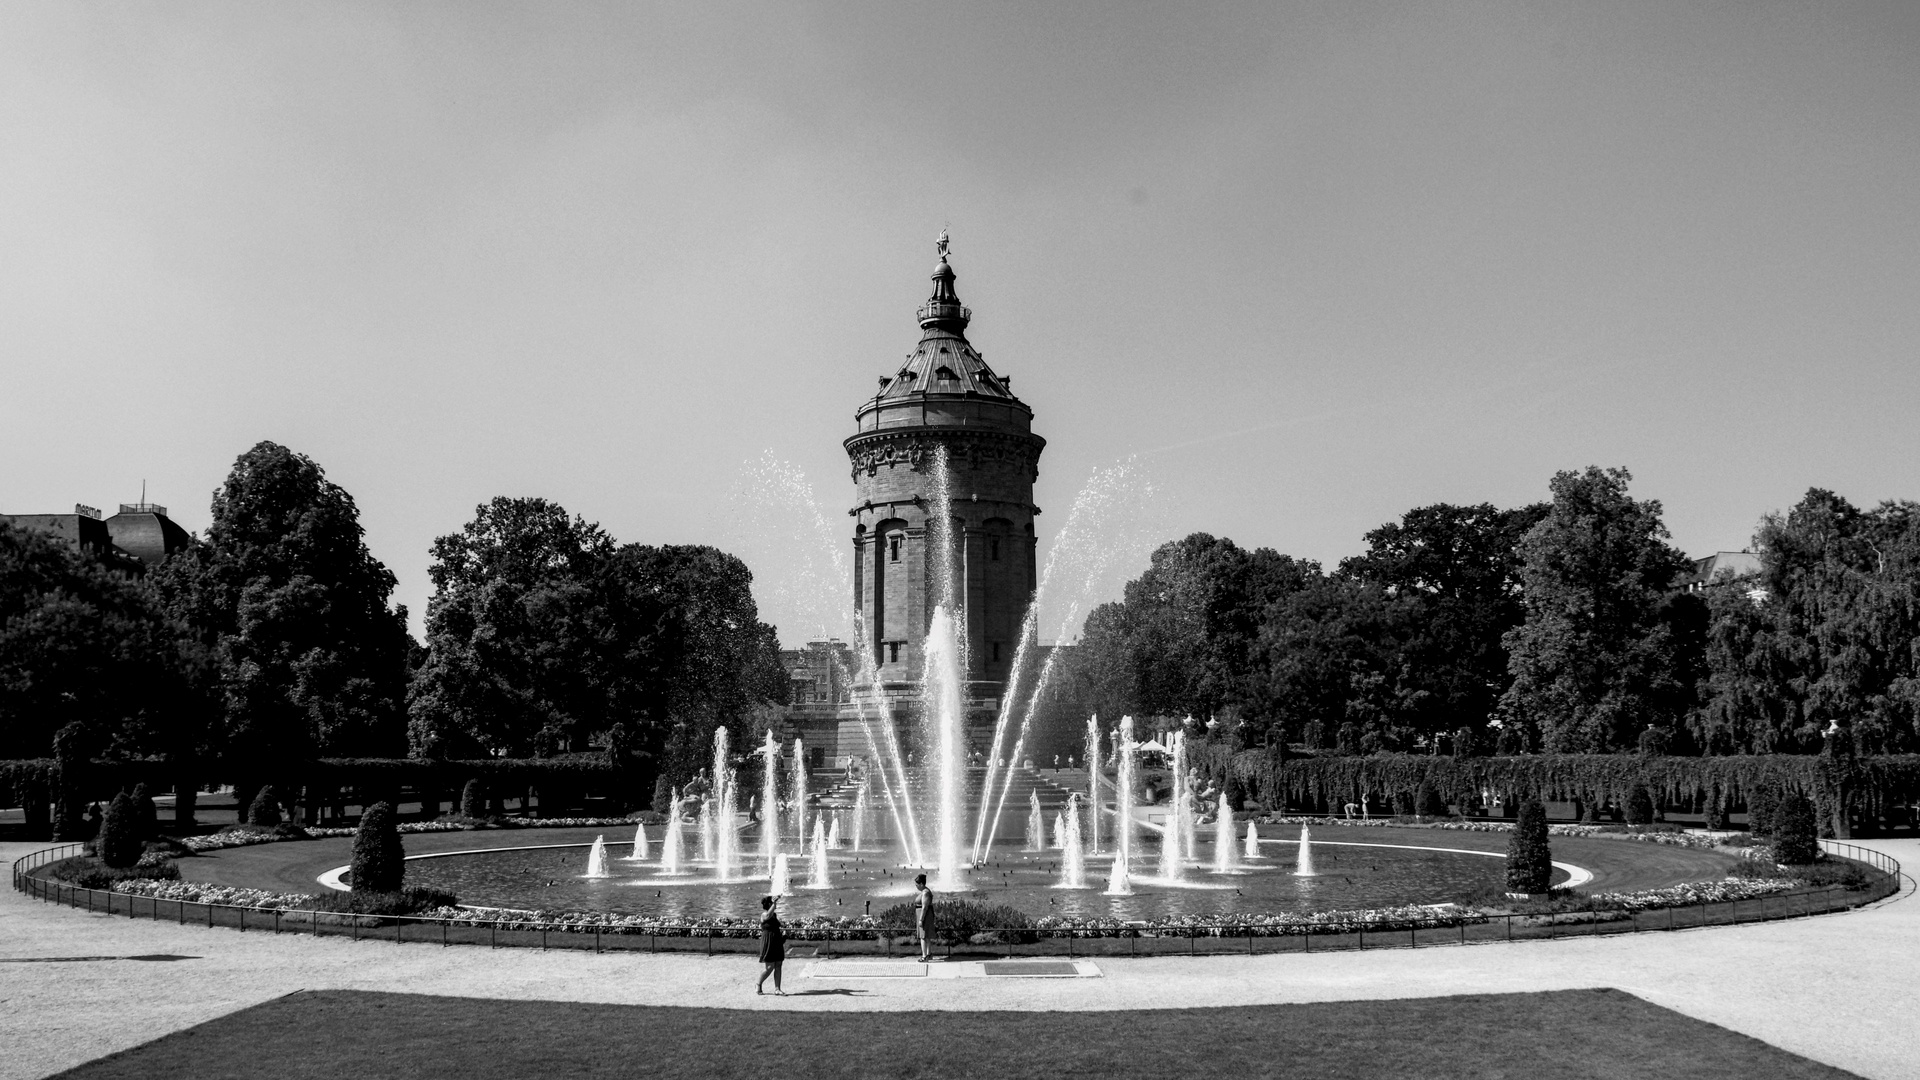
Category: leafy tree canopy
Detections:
[
  {"x1": 408, "y1": 497, "x2": 786, "y2": 784},
  {"x1": 1499, "y1": 467, "x2": 1701, "y2": 754},
  {"x1": 150, "y1": 441, "x2": 413, "y2": 766},
  {"x1": 0, "y1": 523, "x2": 196, "y2": 759}
]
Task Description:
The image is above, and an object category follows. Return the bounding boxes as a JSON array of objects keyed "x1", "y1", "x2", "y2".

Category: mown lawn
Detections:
[{"x1": 52, "y1": 987, "x2": 1856, "y2": 1080}]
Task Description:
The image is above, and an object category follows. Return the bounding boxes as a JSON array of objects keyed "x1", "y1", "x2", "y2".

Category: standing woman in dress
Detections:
[{"x1": 756, "y1": 894, "x2": 787, "y2": 995}]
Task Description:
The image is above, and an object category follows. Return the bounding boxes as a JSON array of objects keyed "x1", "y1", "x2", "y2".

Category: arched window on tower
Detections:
[{"x1": 889, "y1": 536, "x2": 901, "y2": 562}]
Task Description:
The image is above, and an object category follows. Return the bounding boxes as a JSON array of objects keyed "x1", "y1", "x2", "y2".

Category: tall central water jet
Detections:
[
  {"x1": 1024, "y1": 791, "x2": 1045, "y2": 853},
  {"x1": 921, "y1": 604, "x2": 968, "y2": 891},
  {"x1": 759, "y1": 731, "x2": 781, "y2": 868},
  {"x1": 1115, "y1": 716, "x2": 1137, "y2": 869},
  {"x1": 1085, "y1": 716, "x2": 1102, "y2": 856},
  {"x1": 791, "y1": 737, "x2": 808, "y2": 846},
  {"x1": 711, "y1": 725, "x2": 737, "y2": 881},
  {"x1": 1059, "y1": 794, "x2": 1086, "y2": 888},
  {"x1": 1160, "y1": 729, "x2": 1187, "y2": 882}
]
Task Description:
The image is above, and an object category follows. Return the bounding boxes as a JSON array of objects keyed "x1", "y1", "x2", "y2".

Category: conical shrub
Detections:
[
  {"x1": 130, "y1": 782, "x2": 159, "y2": 839},
  {"x1": 247, "y1": 786, "x2": 282, "y2": 826},
  {"x1": 1505, "y1": 799, "x2": 1552, "y2": 893},
  {"x1": 350, "y1": 801, "x2": 405, "y2": 893},
  {"x1": 459, "y1": 778, "x2": 485, "y2": 819},
  {"x1": 1625, "y1": 784, "x2": 1655, "y2": 826},
  {"x1": 97, "y1": 792, "x2": 143, "y2": 869},
  {"x1": 1772, "y1": 794, "x2": 1819, "y2": 865}
]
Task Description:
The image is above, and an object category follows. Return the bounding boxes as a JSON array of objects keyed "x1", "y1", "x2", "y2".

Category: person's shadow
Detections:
[{"x1": 784, "y1": 988, "x2": 866, "y2": 997}]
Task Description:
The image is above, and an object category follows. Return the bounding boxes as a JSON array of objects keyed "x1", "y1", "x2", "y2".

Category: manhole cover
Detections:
[{"x1": 981, "y1": 961, "x2": 1081, "y2": 977}]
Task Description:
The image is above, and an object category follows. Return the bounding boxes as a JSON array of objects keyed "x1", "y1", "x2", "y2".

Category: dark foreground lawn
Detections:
[{"x1": 52, "y1": 987, "x2": 1855, "y2": 1080}]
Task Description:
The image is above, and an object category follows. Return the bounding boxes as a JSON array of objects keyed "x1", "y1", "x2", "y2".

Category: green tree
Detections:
[
  {"x1": 1078, "y1": 534, "x2": 1312, "y2": 728},
  {"x1": 96, "y1": 791, "x2": 142, "y2": 869},
  {"x1": 0, "y1": 523, "x2": 197, "y2": 761},
  {"x1": 408, "y1": 498, "x2": 787, "y2": 791},
  {"x1": 1752, "y1": 492, "x2": 1920, "y2": 754},
  {"x1": 349, "y1": 800, "x2": 404, "y2": 892},
  {"x1": 1340, "y1": 502, "x2": 1547, "y2": 743},
  {"x1": 1499, "y1": 467, "x2": 1701, "y2": 753},
  {"x1": 152, "y1": 442, "x2": 414, "y2": 782}
]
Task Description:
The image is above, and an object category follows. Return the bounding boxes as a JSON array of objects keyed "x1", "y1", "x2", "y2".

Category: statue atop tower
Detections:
[{"x1": 844, "y1": 237, "x2": 1046, "y2": 722}]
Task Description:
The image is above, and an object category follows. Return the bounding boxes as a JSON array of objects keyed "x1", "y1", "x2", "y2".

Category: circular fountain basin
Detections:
[{"x1": 398, "y1": 829, "x2": 1544, "y2": 922}]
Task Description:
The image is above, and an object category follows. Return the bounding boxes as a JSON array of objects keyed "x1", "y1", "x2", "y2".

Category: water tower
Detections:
[{"x1": 842, "y1": 235, "x2": 1046, "y2": 750}]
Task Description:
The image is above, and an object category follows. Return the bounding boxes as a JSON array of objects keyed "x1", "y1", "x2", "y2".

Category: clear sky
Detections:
[{"x1": 4, "y1": 2, "x2": 1917, "y2": 645}]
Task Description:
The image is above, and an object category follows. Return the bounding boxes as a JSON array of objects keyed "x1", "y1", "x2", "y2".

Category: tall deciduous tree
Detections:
[
  {"x1": 407, "y1": 497, "x2": 787, "y2": 787},
  {"x1": 1744, "y1": 491, "x2": 1919, "y2": 754},
  {"x1": 1340, "y1": 502, "x2": 1547, "y2": 739},
  {"x1": 1499, "y1": 467, "x2": 1700, "y2": 753},
  {"x1": 153, "y1": 442, "x2": 413, "y2": 777}
]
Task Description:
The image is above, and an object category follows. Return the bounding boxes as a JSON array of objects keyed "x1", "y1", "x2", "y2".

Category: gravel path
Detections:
[{"x1": 3, "y1": 837, "x2": 1913, "y2": 1080}]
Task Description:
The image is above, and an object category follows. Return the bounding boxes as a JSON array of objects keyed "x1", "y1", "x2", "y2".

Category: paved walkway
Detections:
[{"x1": 3, "y1": 838, "x2": 1914, "y2": 1080}]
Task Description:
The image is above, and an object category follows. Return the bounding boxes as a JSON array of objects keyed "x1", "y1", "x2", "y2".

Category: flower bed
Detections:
[
  {"x1": 1259, "y1": 816, "x2": 1729, "y2": 848},
  {"x1": 180, "y1": 816, "x2": 640, "y2": 852}
]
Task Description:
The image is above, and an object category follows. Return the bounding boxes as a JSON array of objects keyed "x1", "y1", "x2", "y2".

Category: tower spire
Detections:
[{"x1": 918, "y1": 232, "x2": 969, "y2": 333}]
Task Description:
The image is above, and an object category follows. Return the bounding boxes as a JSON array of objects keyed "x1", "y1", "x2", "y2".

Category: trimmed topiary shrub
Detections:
[
  {"x1": 1772, "y1": 794, "x2": 1819, "y2": 866},
  {"x1": 460, "y1": 778, "x2": 486, "y2": 819},
  {"x1": 1505, "y1": 799, "x2": 1552, "y2": 894},
  {"x1": 1416, "y1": 781, "x2": 1447, "y2": 818},
  {"x1": 129, "y1": 782, "x2": 159, "y2": 839},
  {"x1": 1392, "y1": 790, "x2": 1414, "y2": 816},
  {"x1": 650, "y1": 776, "x2": 673, "y2": 815},
  {"x1": 1625, "y1": 784, "x2": 1655, "y2": 826},
  {"x1": 97, "y1": 792, "x2": 143, "y2": 869},
  {"x1": 349, "y1": 801, "x2": 405, "y2": 892},
  {"x1": 1747, "y1": 783, "x2": 1779, "y2": 837},
  {"x1": 247, "y1": 786, "x2": 282, "y2": 827}
]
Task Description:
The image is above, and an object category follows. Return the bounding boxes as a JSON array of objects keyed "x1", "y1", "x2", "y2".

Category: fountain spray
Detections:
[
  {"x1": 584, "y1": 835, "x2": 609, "y2": 878},
  {"x1": 1294, "y1": 824, "x2": 1317, "y2": 877},
  {"x1": 770, "y1": 852, "x2": 793, "y2": 896},
  {"x1": 1244, "y1": 819, "x2": 1261, "y2": 859},
  {"x1": 627, "y1": 822, "x2": 649, "y2": 861},
  {"x1": 1213, "y1": 792, "x2": 1239, "y2": 873},
  {"x1": 851, "y1": 778, "x2": 868, "y2": 852},
  {"x1": 827, "y1": 814, "x2": 841, "y2": 849},
  {"x1": 661, "y1": 794, "x2": 686, "y2": 875},
  {"x1": 698, "y1": 798, "x2": 715, "y2": 864},
  {"x1": 1024, "y1": 790, "x2": 1045, "y2": 853},
  {"x1": 922, "y1": 605, "x2": 968, "y2": 891},
  {"x1": 791, "y1": 737, "x2": 808, "y2": 846},
  {"x1": 1103, "y1": 852, "x2": 1132, "y2": 896},
  {"x1": 1060, "y1": 794, "x2": 1086, "y2": 889},
  {"x1": 1116, "y1": 716, "x2": 1137, "y2": 868},
  {"x1": 759, "y1": 732, "x2": 781, "y2": 867},
  {"x1": 809, "y1": 818, "x2": 831, "y2": 889},
  {"x1": 1085, "y1": 716, "x2": 1102, "y2": 856},
  {"x1": 1160, "y1": 730, "x2": 1186, "y2": 882},
  {"x1": 1052, "y1": 811, "x2": 1066, "y2": 850},
  {"x1": 712, "y1": 725, "x2": 737, "y2": 881}
]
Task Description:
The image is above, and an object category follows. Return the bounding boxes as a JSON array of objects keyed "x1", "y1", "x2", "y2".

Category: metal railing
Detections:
[{"x1": 12, "y1": 841, "x2": 1902, "y2": 960}]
